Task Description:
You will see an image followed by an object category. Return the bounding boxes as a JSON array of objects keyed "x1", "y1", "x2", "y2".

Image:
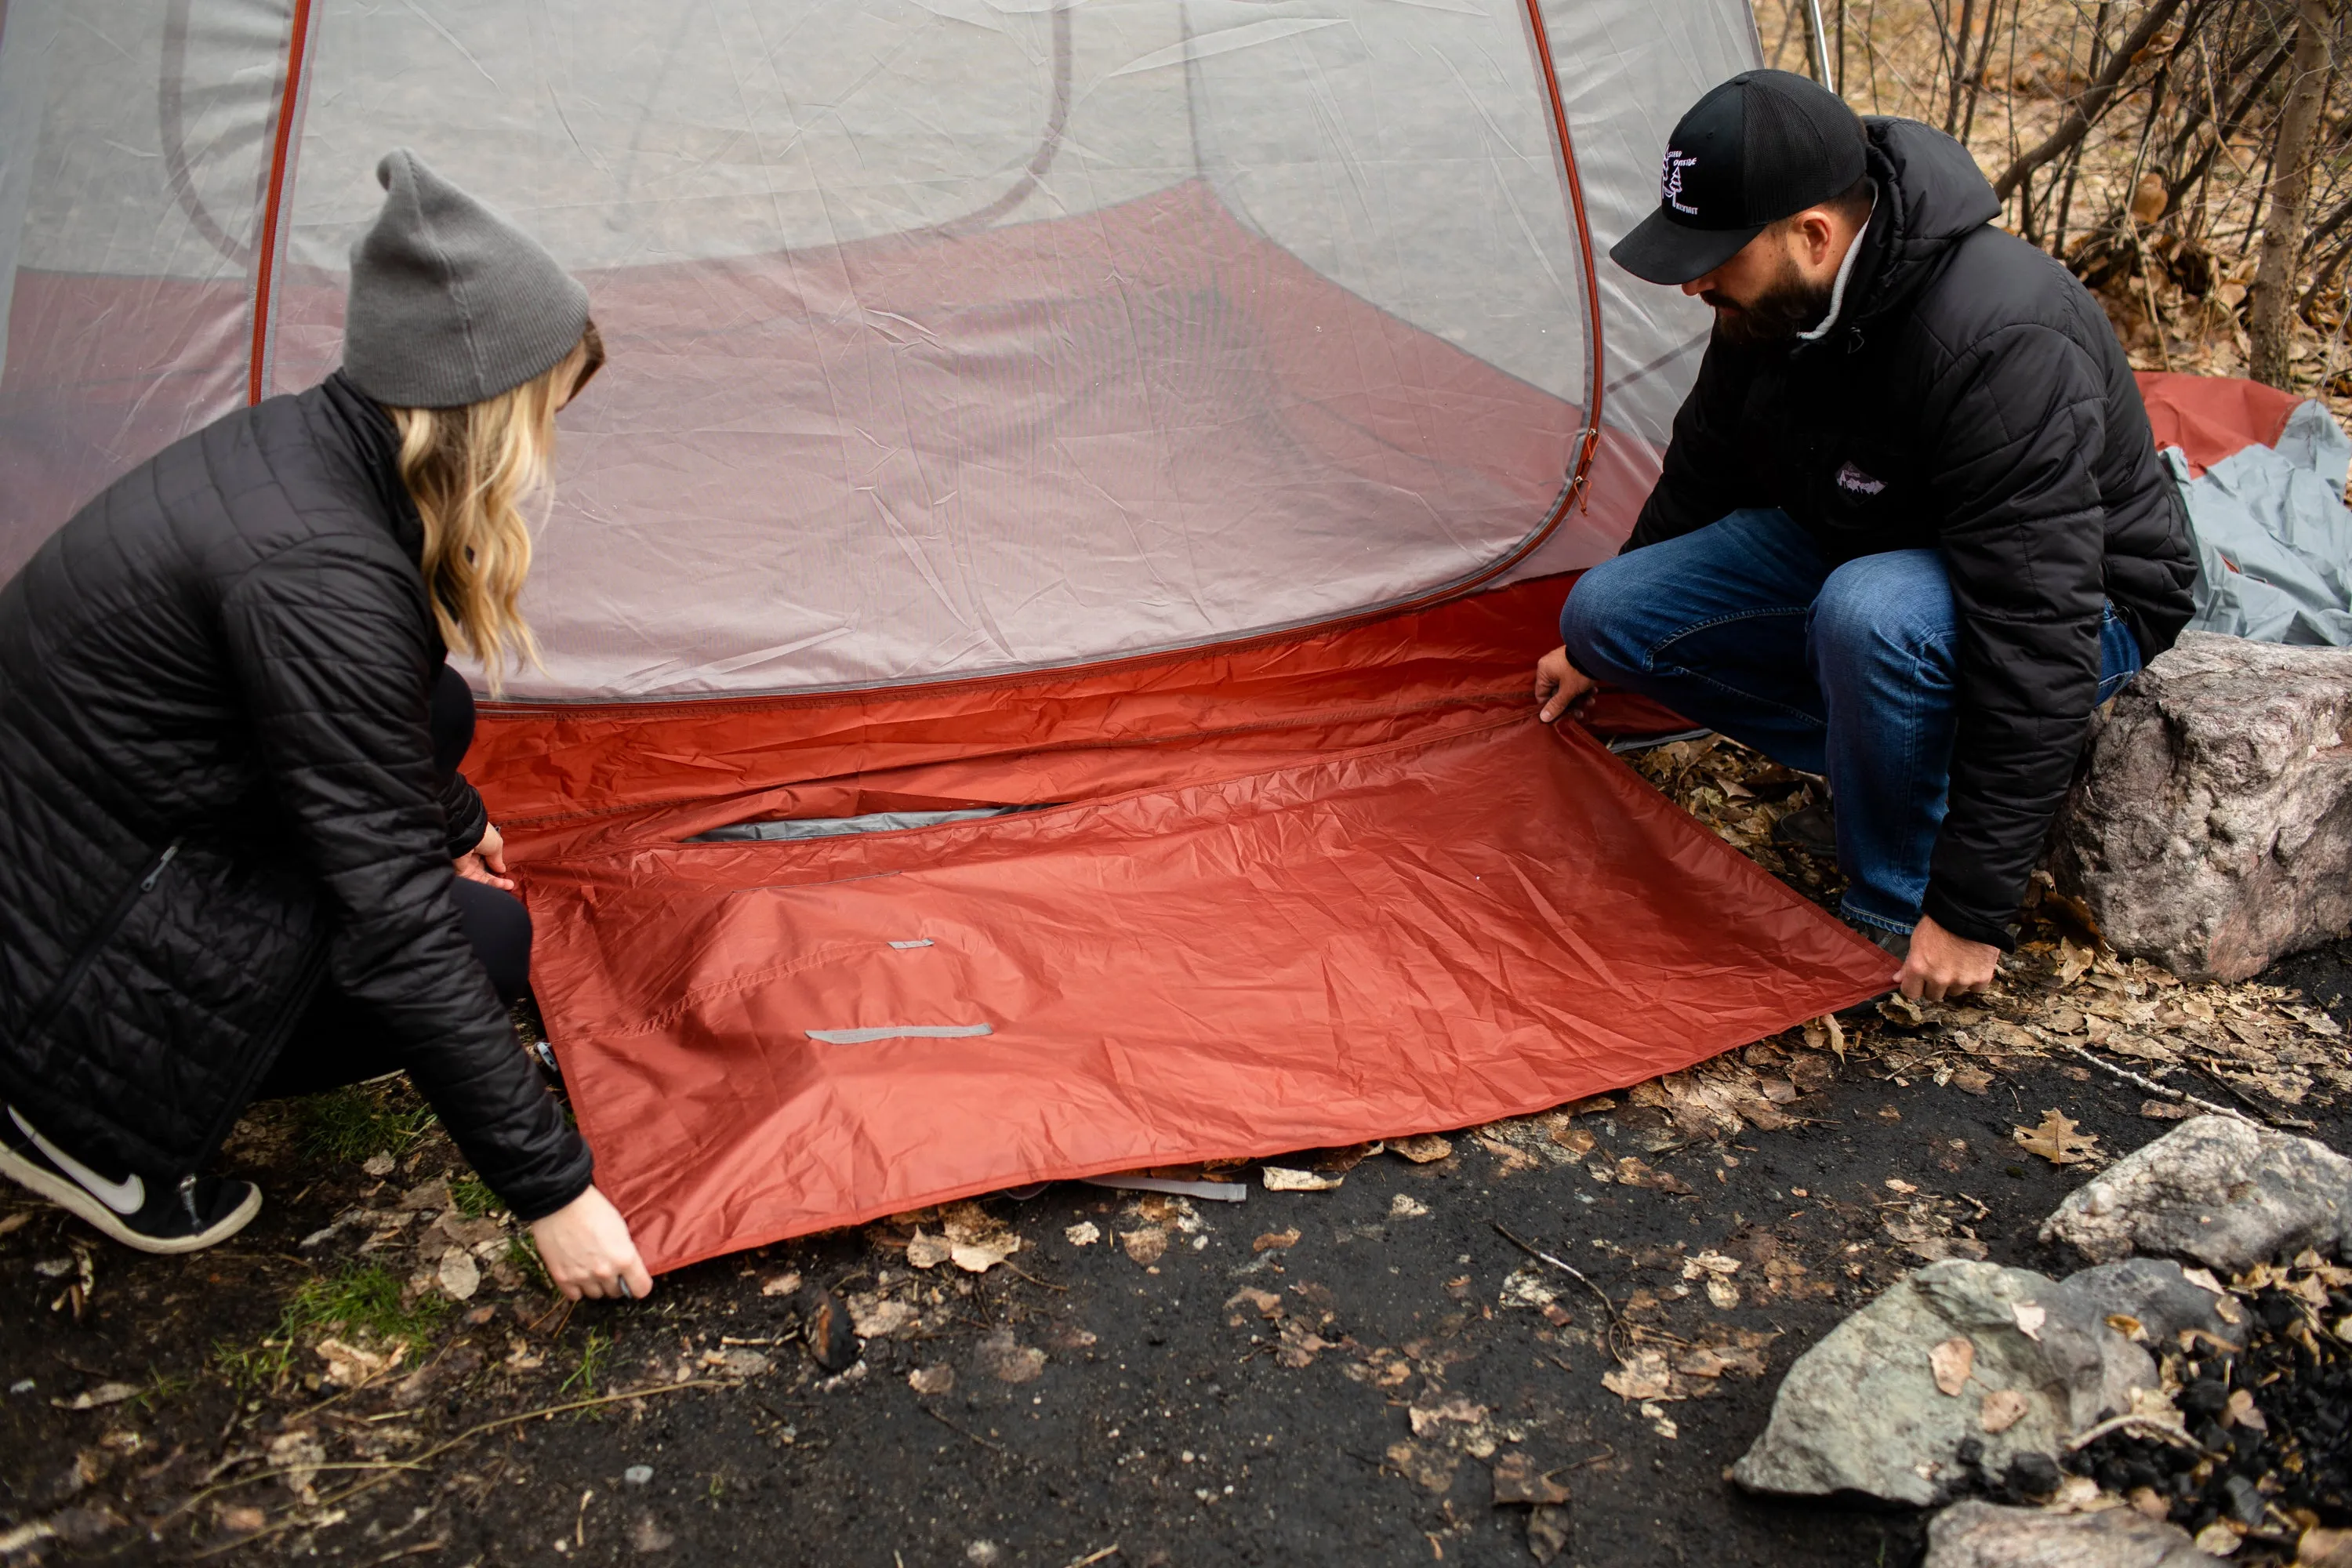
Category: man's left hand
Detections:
[{"x1": 1895, "y1": 915, "x2": 1999, "y2": 1001}]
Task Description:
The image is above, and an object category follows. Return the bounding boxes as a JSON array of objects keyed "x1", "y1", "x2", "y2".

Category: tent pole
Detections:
[{"x1": 1802, "y1": 0, "x2": 1838, "y2": 90}]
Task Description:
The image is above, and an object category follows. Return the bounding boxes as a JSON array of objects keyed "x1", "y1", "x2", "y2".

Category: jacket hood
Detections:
[{"x1": 1839, "y1": 118, "x2": 2002, "y2": 334}]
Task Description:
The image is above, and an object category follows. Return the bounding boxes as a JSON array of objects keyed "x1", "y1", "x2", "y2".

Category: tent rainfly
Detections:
[{"x1": 0, "y1": 0, "x2": 1889, "y2": 1271}]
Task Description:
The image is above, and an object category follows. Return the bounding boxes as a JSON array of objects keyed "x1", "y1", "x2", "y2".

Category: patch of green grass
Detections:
[
  {"x1": 216, "y1": 1263, "x2": 451, "y2": 1390},
  {"x1": 561, "y1": 1327, "x2": 612, "y2": 1398},
  {"x1": 449, "y1": 1175, "x2": 505, "y2": 1218},
  {"x1": 293, "y1": 1083, "x2": 435, "y2": 1165}
]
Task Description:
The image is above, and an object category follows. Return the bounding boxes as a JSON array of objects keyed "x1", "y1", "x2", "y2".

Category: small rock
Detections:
[
  {"x1": 2040, "y1": 1116, "x2": 2352, "y2": 1271},
  {"x1": 966, "y1": 1542, "x2": 1002, "y2": 1566},
  {"x1": 2051, "y1": 632, "x2": 2352, "y2": 981},
  {"x1": 908, "y1": 1364, "x2": 954, "y2": 1396},
  {"x1": 1730, "y1": 1261, "x2": 2154, "y2": 1505},
  {"x1": 1389, "y1": 1194, "x2": 1430, "y2": 1218},
  {"x1": 622, "y1": 1465, "x2": 654, "y2": 1486},
  {"x1": 803, "y1": 1288, "x2": 859, "y2": 1372},
  {"x1": 1922, "y1": 1499, "x2": 2223, "y2": 1566},
  {"x1": 630, "y1": 1512, "x2": 673, "y2": 1552}
]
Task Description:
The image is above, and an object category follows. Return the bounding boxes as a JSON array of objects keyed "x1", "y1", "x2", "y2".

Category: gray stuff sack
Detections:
[{"x1": 2171, "y1": 397, "x2": 2352, "y2": 647}]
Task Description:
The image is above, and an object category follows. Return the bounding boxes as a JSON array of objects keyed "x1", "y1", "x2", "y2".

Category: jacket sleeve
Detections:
[
  {"x1": 219, "y1": 537, "x2": 593, "y2": 1219},
  {"x1": 441, "y1": 771, "x2": 489, "y2": 860},
  {"x1": 1918, "y1": 324, "x2": 2111, "y2": 949},
  {"x1": 1625, "y1": 336, "x2": 1755, "y2": 551}
]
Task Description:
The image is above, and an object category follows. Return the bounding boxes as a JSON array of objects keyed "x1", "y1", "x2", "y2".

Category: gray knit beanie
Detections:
[{"x1": 342, "y1": 149, "x2": 590, "y2": 408}]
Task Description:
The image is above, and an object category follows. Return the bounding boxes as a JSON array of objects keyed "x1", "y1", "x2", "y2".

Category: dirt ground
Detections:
[{"x1": 5, "y1": 899, "x2": 2349, "y2": 1566}]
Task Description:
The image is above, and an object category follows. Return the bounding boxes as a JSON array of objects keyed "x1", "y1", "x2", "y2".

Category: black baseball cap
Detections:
[{"x1": 1611, "y1": 70, "x2": 1867, "y2": 286}]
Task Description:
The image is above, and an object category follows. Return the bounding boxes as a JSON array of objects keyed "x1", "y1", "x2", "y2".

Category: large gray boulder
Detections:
[
  {"x1": 1730, "y1": 1261, "x2": 2154, "y2": 1506},
  {"x1": 2051, "y1": 630, "x2": 2352, "y2": 981},
  {"x1": 2042, "y1": 1115, "x2": 2352, "y2": 1270},
  {"x1": 1922, "y1": 1501, "x2": 2222, "y2": 1568}
]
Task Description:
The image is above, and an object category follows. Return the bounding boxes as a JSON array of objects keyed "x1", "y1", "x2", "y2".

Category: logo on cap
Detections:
[{"x1": 1661, "y1": 151, "x2": 1700, "y2": 216}]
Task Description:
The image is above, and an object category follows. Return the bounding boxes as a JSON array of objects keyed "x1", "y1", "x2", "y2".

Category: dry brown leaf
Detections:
[
  {"x1": 1385, "y1": 1441, "x2": 1459, "y2": 1494},
  {"x1": 1490, "y1": 1451, "x2": 1570, "y2": 1507},
  {"x1": 1223, "y1": 1287, "x2": 1282, "y2": 1320},
  {"x1": 1552, "y1": 1126, "x2": 1598, "y2": 1156},
  {"x1": 1121, "y1": 1227, "x2": 1168, "y2": 1265},
  {"x1": 907, "y1": 1364, "x2": 954, "y2": 1396},
  {"x1": 2140, "y1": 1098, "x2": 2194, "y2": 1120},
  {"x1": 904, "y1": 1232, "x2": 953, "y2": 1269},
  {"x1": 2013, "y1": 1301, "x2": 2048, "y2": 1341},
  {"x1": 1390, "y1": 1134, "x2": 1454, "y2": 1163},
  {"x1": 1980, "y1": 1388, "x2": 2030, "y2": 1433},
  {"x1": 2012, "y1": 1109, "x2": 2099, "y2": 1165},
  {"x1": 1262, "y1": 1167, "x2": 1343, "y2": 1192},
  {"x1": 2223, "y1": 1388, "x2": 2267, "y2": 1432},
  {"x1": 1252, "y1": 1228, "x2": 1301, "y2": 1253},
  {"x1": 1929, "y1": 1336, "x2": 1975, "y2": 1396}
]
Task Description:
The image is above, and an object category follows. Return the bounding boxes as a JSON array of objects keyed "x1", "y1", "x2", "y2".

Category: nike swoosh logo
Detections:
[{"x1": 9, "y1": 1108, "x2": 144, "y2": 1215}]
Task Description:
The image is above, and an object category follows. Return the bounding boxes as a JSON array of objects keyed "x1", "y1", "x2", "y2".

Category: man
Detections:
[{"x1": 1534, "y1": 71, "x2": 2195, "y2": 1001}]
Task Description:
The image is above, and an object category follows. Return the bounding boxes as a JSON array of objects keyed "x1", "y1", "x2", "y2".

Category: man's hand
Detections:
[
  {"x1": 531, "y1": 1185, "x2": 654, "y2": 1301},
  {"x1": 1895, "y1": 915, "x2": 2001, "y2": 1002},
  {"x1": 1534, "y1": 645, "x2": 1597, "y2": 724},
  {"x1": 454, "y1": 821, "x2": 515, "y2": 891}
]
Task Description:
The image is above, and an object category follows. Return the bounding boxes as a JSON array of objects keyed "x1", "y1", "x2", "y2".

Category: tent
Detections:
[{"x1": 2, "y1": 0, "x2": 1889, "y2": 1271}]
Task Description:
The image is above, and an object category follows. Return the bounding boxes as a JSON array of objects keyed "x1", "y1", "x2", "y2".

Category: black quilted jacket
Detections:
[
  {"x1": 0, "y1": 373, "x2": 591, "y2": 1219},
  {"x1": 1630, "y1": 118, "x2": 2198, "y2": 948}
]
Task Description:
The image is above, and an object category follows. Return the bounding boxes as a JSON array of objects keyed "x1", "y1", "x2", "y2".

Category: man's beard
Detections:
[{"x1": 1702, "y1": 255, "x2": 1836, "y2": 346}]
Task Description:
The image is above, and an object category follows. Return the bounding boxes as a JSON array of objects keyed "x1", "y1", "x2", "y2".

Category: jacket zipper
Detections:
[{"x1": 21, "y1": 839, "x2": 183, "y2": 1047}]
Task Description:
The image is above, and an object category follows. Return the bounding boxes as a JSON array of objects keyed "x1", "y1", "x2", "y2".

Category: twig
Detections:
[
  {"x1": 1492, "y1": 1225, "x2": 1621, "y2": 1326},
  {"x1": 2187, "y1": 1058, "x2": 2318, "y2": 1129},
  {"x1": 2067, "y1": 1043, "x2": 2249, "y2": 1122},
  {"x1": 360, "y1": 1540, "x2": 448, "y2": 1566},
  {"x1": 183, "y1": 1379, "x2": 731, "y2": 1559},
  {"x1": 1066, "y1": 1547, "x2": 1121, "y2": 1568},
  {"x1": 921, "y1": 1403, "x2": 1008, "y2": 1454},
  {"x1": 998, "y1": 1259, "x2": 1069, "y2": 1294},
  {"x1": 2065, "y1": 1413, "x2": 2206, "y2": 1452}
]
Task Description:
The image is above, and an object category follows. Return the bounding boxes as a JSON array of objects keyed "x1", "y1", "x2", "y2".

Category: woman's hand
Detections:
[
  {"x1": 454, "y1": 822, "x2": 515, "y2": 891},
  {"x1": 1534, "y1": 645, "x2": 1597, "y2": 724},
  {"x1": 530, "y1": 1185, "x2": 653, "y2": 1301}
]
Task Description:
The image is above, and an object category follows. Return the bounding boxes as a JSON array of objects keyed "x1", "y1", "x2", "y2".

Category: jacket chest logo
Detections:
[{"x1": 1834, "y1": 459, "x2": 1886, "y2": 496}]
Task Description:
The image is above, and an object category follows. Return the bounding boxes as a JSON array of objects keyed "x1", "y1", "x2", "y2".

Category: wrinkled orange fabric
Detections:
[
  {"x1": 2136, "y1": 370, "x2": 2303, "y2": 476},
  {"x1": 477, "y1": 576, "x2": 1889, "y2": 1272}
]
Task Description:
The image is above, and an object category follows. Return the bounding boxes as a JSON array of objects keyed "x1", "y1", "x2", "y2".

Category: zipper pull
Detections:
[{"x1": 140, "y1": 840, "x2": 183, "y2": 892}]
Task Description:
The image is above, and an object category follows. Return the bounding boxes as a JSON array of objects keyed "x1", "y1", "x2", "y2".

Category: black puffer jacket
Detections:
[
  {"x1": 0, "y1": 373, "x2": 591, "y2": 1218},
  {"x1": 1631, "y1": 118, "x2": 2198, "y2": 947}
]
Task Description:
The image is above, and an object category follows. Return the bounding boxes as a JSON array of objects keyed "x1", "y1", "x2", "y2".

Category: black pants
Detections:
[{"x1": 256, "y1": 666, "x2": 532, "y2": 1099}]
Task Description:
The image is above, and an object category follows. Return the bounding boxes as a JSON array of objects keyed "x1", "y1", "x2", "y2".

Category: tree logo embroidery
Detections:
[
  {"x1": 1835, "y1": 460, "x2": 1886, "y2": 495},
  {"x1": 1661, "y1": 151, "x2": 1700, "y2": 216}
]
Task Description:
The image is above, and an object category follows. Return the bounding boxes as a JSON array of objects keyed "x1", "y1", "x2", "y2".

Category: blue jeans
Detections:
[{"x1": 1560, "y1": 509, "x2": 2143, "y2": 935}]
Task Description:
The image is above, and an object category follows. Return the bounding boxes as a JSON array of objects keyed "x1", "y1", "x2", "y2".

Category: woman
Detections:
[{"x1": 0, "y1": 151, "x2": 650, "y2": 1301}]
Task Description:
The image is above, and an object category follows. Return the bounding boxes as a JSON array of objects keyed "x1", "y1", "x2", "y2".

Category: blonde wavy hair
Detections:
[{"x1": 386, "y1": 321, "x2": 604, "y2": 693}]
